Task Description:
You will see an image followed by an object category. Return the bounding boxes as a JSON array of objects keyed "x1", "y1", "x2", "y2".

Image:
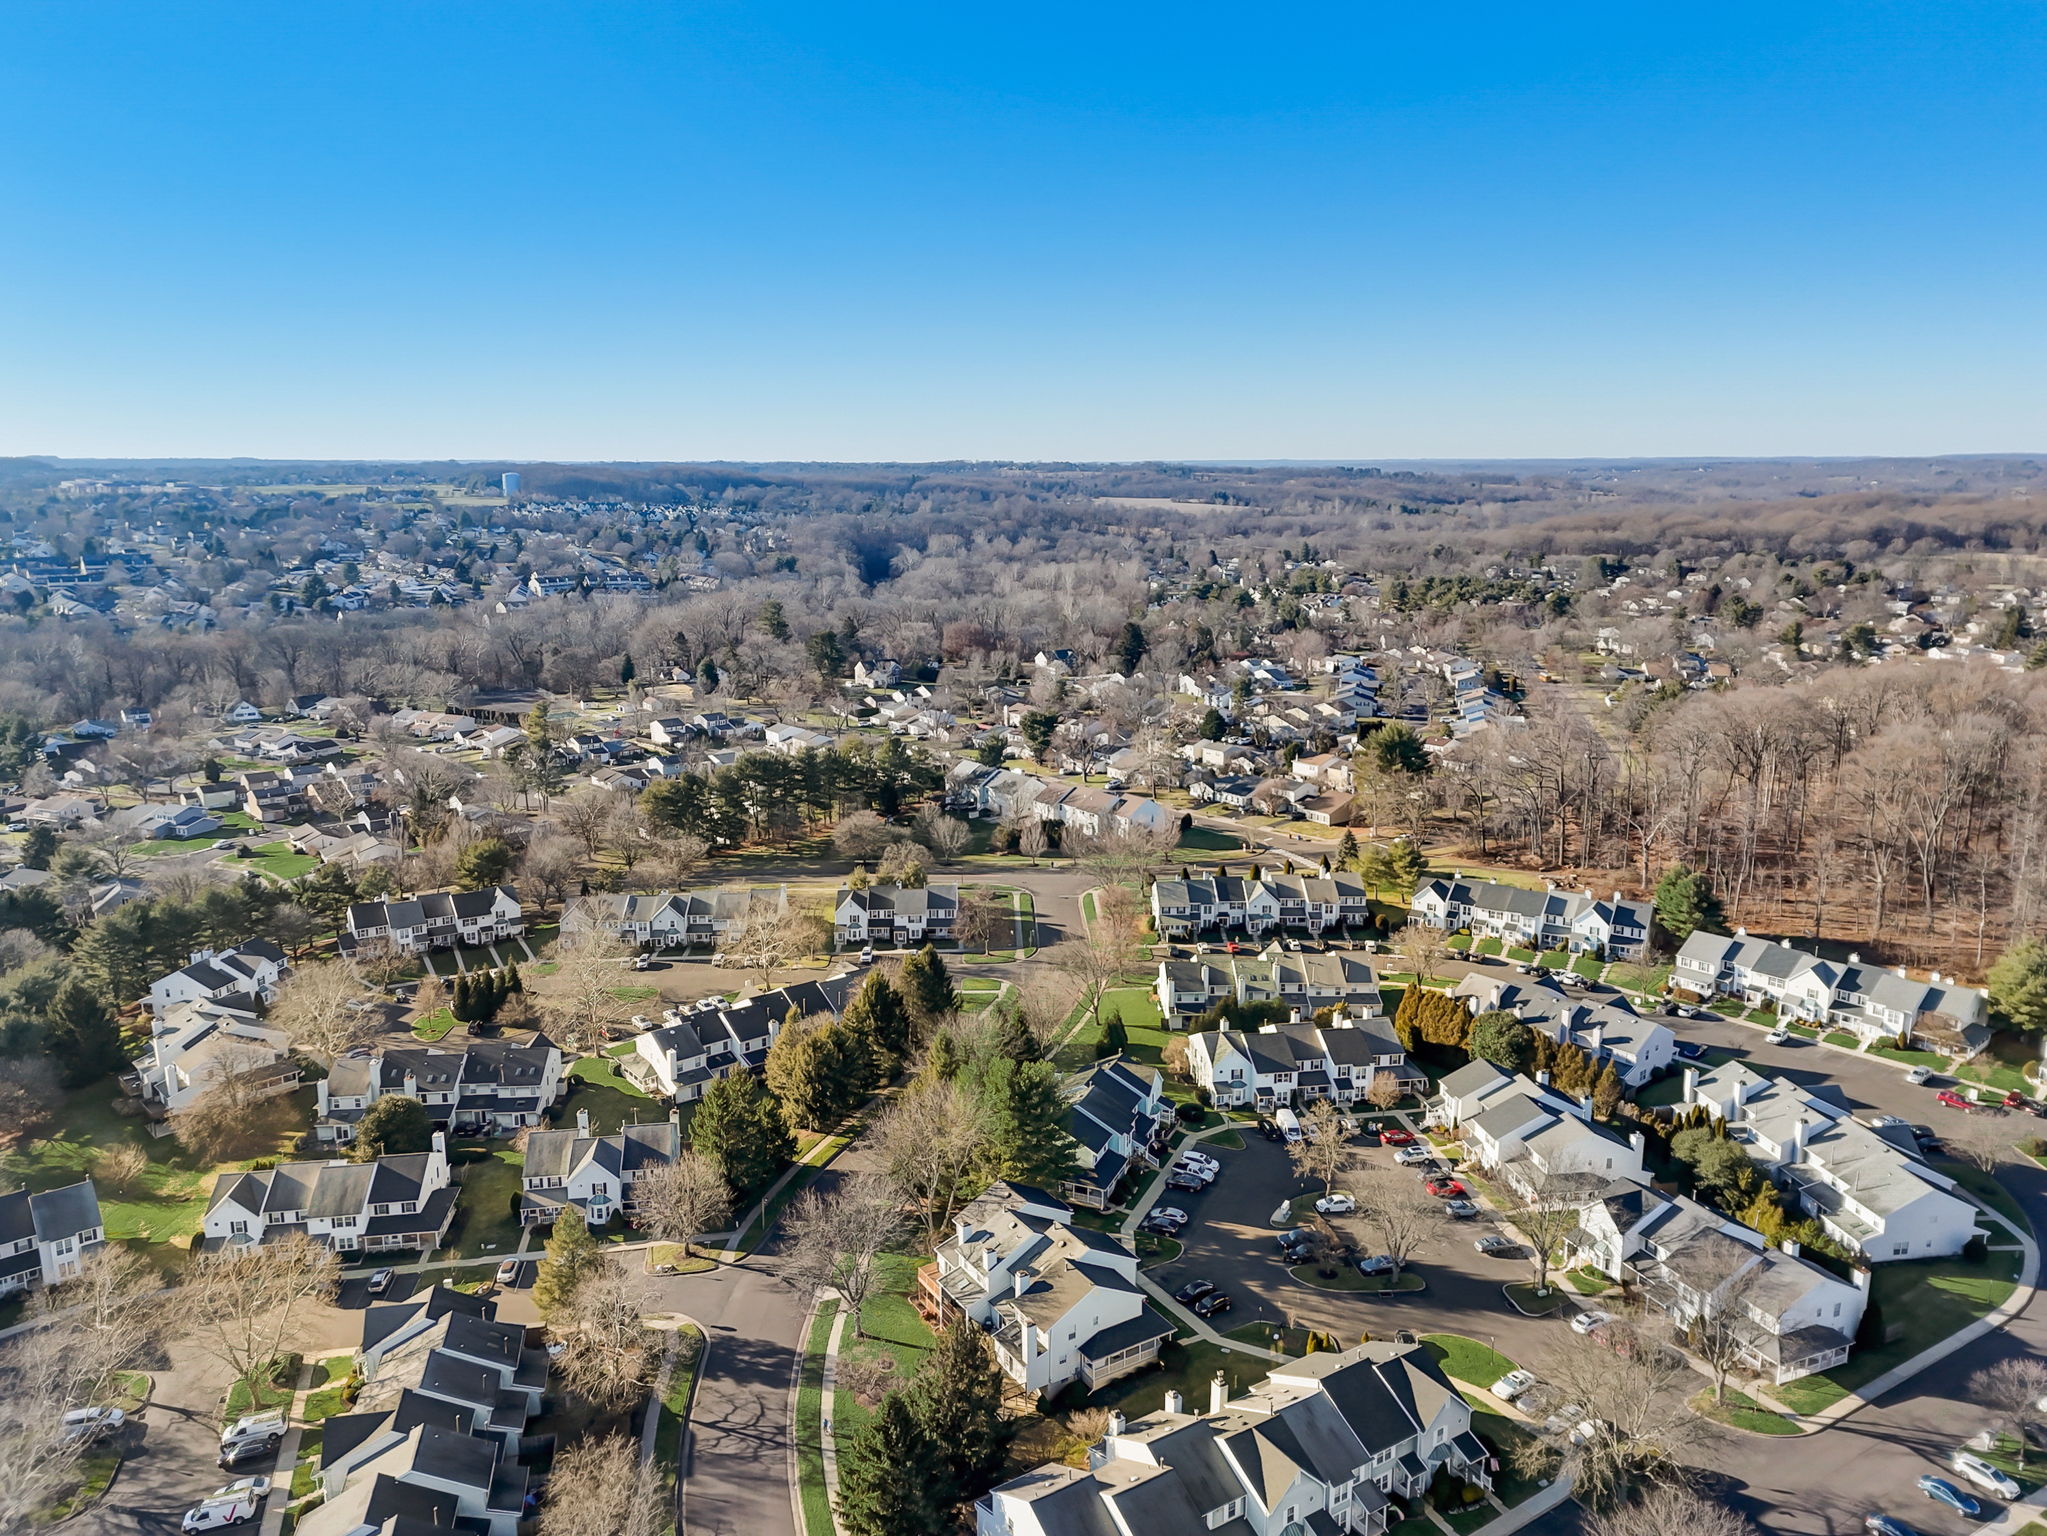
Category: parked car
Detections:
[
  {"x1": 1147, "y1": 1206, "x2": 1189, "y2": 1226},
  {"x1": 1916, "y1": 1476, "x2": 1982, "y2": 1518},
  {"x1": 366, "y1": 1267, "x2": 395, "y2": 1297},
  {"x1": 1936, "y1": 1090, "x2": 1974, "y2": 1110},
  {"x1": 60, "y1": 1406, "x2": 125, "y2": 1443},
  {"x1": 1674, "y1": 1040, "x2": 1708, "y2": 1061},
  {"x1": 1275, "y1": 1228, "x2": 1316, "y2": 1256},
  {"x1": 1904, "y1": 1065, "x2": 1935, "y2": 1085},
  {"x1": 1191, "y1": 1291, "x2": 1233, "y2": 1318},
  {"x1": 1165, "y1": 1173, "x2": 1208, "y2": 1194},
  {"x1": 1570, "y1": 1309, "x2": 1613, "y2": 1334},
  {"x1": 1863, "y1": 1114, "x2": 1911, "y2": 1131},
  {"x1": 1379, "y1": 1128, "x2": 1417, "y2": 1146},
  {"x1": 632, "y1": 953, "x2": 653, "y2": 971},
  {"x1": 1763, "y1": 1028, "x2": 1790, "y2": 1045},
  {"x1": 1951, "y1": 1452, "x2": 2020, "y2": 1498},
  {"x1": 1543, "y1": 1402, "x2": 1586, "y2": 1437},
  {"x1": 1138, "y1": 1214, "x2": 1185, "y2": 1236},
  {"x1": 1256, "y1": 1119, "x2": 1283, "y2": 1143},
  {"x1": 1423, "y1": 1178, "x2": 1467, "y2": 1199},
  {"x1": 1354, "y1": 1254, "x2": 1396, "y2": 1277},
  {"x1": 183, "y1": 1494, "x2": 262, "y2": 1532},
  {"x1": 1393, "y1": 1144, "x2": 1436, "y2": 1166},
  {"x1": 1490, "y1": 1369, "x2": 1537, "y2": 1402},
  {"x1": 495, "y1": 1258, "x2": 522, "y2": 1285},
  {"x1": 1315, "y1": 1193, "x2": 1357, "y2": 1216},
  {"x1": 1473, "y1": 1234, "x2": 1516, "y2": 1256},
  {"x1": 1172, "y1": 1279, "x2": 1215, "y2": 1305},
  {"x1": 217, "y1": 1434, "x2": 281, "y2": 1471},
  {"x1": 1865, "y1": 1517, "x2": 1924, "y2": 1536},
  {"x1": 1441, "y1": 1199, "x2": 1480, "y2": 1218},
  {"x1": 1177, "y1": 1148, "x2": 1221, "y2": 1171},
  {"x1": 219, "y1": 1410, "x2": 286, "y2": 1449}
]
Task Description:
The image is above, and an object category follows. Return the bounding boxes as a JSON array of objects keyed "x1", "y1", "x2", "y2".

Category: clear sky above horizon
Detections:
[{"x1": 2, "y1": 2, "x2": 2043, "y2": 462}]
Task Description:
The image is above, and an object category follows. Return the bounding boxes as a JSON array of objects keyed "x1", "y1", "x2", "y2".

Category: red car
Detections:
[
  {"x1": 1379, "y1": 1129, "x2": 1417, "y2": 1147},
  {"x1": 1935, "y1": 1090, "x2": 1973, "y2": 1110},
  {"x1": 1424, "y1": 1178, "x2": 1467, "y2": 1199}
]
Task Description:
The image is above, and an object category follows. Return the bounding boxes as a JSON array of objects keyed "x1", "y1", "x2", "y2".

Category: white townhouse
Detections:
[
  {"x1": 1410, "y1": 877, "x2": 1652, "y2": 960},
  {"x1": 1566, "y1": 1180, "x2": 1867, "y2": 1384},
  {"x1": 518, "y1": 1111, "x2": 682, "y2": 1227},
  {"x1": 832, "y1": 883, "x2": 959, "y2": 946},
  {"x1": 1674, "y1": 929, "x2": 1992, "y2": 1053},
  {"x1": 976, "y1": 1343, "x2": 1494, "y2": 1536},
  {"x1": 203, "y1": 1135, "x2": 457, "y2": 1254},
  {"x1": 562, "y1": 885, "x2": 786, "y2": 949},
  {"x1": 297, "y1": 1417, "x2": 530, "y2": 1536},
  {"x1": 0, "y1": 1180, "x2": 104, "y2": 1293},
  {"x1": 1427, "y1": 1060, "x2": 1646, "y2": 1198},
  {"x1": 1450, "y1": 974, "x2": 1677, "y2": 1088},
  {"x1": 1681, "y1": 1062, "x2": 1980, "y2": 1261},
  {"x1": 147, "y1": 939, "x2": 288, "y2": 1016},
  {"x1": 315, "y1": 1039, "x2": 564, "y2": 1143},
  {"x1": 345, "y1": 886, "x2": 525, "y2": 955},
  {"x1": 1184, "y1": 1013, "x2": 1422, "y2": 1110},
  {"x1": 1062, "y1": 1057, "x2": 1175, "y2": 1210},
  {"x1": 348, "y1": 1287, "x2": 547, "y2": 1449},
  {"x1": 626, "y1": 973, "x2": 863, "y2": 1102},
  {"x1": 917, "y1": 1183, "x2": 1173, "y2": 1398},
  {"x1": 131, "y1": 999, "x2": 299, "y2": 1115},
  {"x1": 1149, "y1": 872, "x2": 1373, "y2": 938},
  {"x1": 1156, "y1": 944, "x2": 1386, "y2": 1028}
]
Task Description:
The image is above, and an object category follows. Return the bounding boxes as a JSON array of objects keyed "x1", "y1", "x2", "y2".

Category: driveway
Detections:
[{"x1": 75, "y1": 1339, "x2": 238, "y2": 1536}]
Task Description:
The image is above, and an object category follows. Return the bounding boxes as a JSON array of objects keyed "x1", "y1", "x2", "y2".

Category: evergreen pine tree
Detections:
[
  {"x1": 925, "y1": 1027, "x2": 964, "y2": 1081},
  {"x1": 1335, "y1": 829, "x2": 1359, "y2": 869},
  {"x1": 531, "y1": 1205, "x2": 604, "y2": 1315},
  {"x1": 899, "y1": 943, "x2": 960, "y2": 1024},
  {"x1": 450, "y1": 974, "x2": 473, "y2": 1023},
  {"x1": 1387, "y1": 837, "x2": 1428, "y2": 891},
  {"x1": 977, "y1": 1058, "x2": 1079, "y2": 1189},
  {"x1": 1096, "y1": 1007, "x2": 1128, "y2": 1059},
  {"x1": 1653, "y1": 863, "x2": 1726, "y2": 944},
  {"x1": 691, "y1": 1072, "x2": 794, "y2": 1196},
  {"x1": 907, "y1": 1320, "x2": 1016, "y2": 1511},
  {"x1": 841, "y1": 971, "x2": 913, "y2": 1079},
  {"x1": 44, "y1": 979, "x2": 125, "y2": 1088},
  {"x1": 835, "y1": 1392, "x2": 947, "y2": 1536},
  {"x1": 1591, "y1": 1062, "x2": 1626, "y2": 1120},
  {"x1": 505, "y1": 961, "x2": 524, "y2": 994},
  {"x1": 993, "y1": 1007, "x2": 1040, "y2": 1064},
  {"x1": 476, "y1": 970, "x2": 503, "y2": 1021}
]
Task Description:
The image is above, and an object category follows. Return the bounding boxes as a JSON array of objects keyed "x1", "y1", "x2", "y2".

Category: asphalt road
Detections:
[{"x1": 83, "y1": 1340, "x2": 240, "y2": 1536}]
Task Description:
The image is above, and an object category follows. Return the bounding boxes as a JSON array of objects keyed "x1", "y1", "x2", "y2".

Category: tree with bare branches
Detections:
[
  {"x1": 181, "y1": 1233, "x2": 340, "y2": 1392},
  {"x1": 171, "y1": 1046, "x2": 299, "y2": 1164},
  {"x1": 1970, "y1": 1356, "x2": 2047, "y2": 1467},
  {"x1": 536, "y1": 1432, "x2": 661, "y2": 1536},
  {"x1": 874, "y1": 1075, "x2": 995, "y2": 1234},
  {"x1": 268, "y1": 960, "x2": 378, "y2": 1063},
  {"x1": 1354, "y1": 1169, "x2": 1437, "y2": 1279},
  {"x1": 629, "y1": 1150, "x2": 733, "y2": 1259},
  {"x1": 781, "y1": 1172, "x2": 907, "y2": 1338},
  {"x1": 552, "y1": 1258, "x2": 660, "y2": 1410},
  {"x1": 1584, "y1": 1482, "x2": 1757, "y2": 1536},
  {"x1": 543, "y1": 930, "x2": 637, "y2": 1053},
  {"x1": 1289, "y1": 1099, "x2": 1351, "y2": 1195},
  {"x1": 1519, "y1": 1323, "x2": 1719, "y2": 1505}
]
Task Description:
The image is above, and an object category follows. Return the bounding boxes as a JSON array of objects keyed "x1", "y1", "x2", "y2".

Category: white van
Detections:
[{"x1": 1274, "y1": 1108, "x2": 1302, "y2": 1144}]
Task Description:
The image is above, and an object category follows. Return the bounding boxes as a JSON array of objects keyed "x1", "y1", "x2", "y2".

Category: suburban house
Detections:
[
  {"x1": 1183, "y1": 1014, "x2": 1421, "y2": 1110},
  {"x1": 562, "y1": 886, "x2": 788, "y2": 949},
  {"x1": 1566, "y1": 1180, "x2": 1868, "y2": 1383},
  {"x1": 1673, "y1": 929, "x2": 1992, "y2": 1054},
  {"x1": 1427, "y1": 1060, "x2": 1647, "y2": 1198},
  {"x1": 1681, "y1": 1062, "x2": 1980, "y2": 1261},
  {"x1": 116, "y1": 803, "x2": 222, "y2": 841},
  {"x1": 1155, "y1": 944, "x2": 1385, "y2": 1027},
  {"x1": 976, "y1": 1342, "x2": 1494, "y2": 1536},
  {"x1": 129, "y1": 999, "x2": 299, "y2": 1116},
  {"x1": 518, "y1": 1111, "x2": 682, "y2": 1227},
  {"x1": 202, "y1": 1135, "x2": 458, "y2": 1254},
  {"x1": 0, "y1": 1180, "x2": 104, "y2": 1294},
  {"x1": 916, "y1": 1183, "x2": 1174, "y2": 1398},
  {"x1": 147, "y1": 939, "x2": 288, "y2": 1016},
  {"x1": 832, "y1": 883, "x2": 960, "y2": 946},
  {"x1": 1061, "y1": 1057, "x2": 1174, "y2": 1210},
  {"x1": 626, "y1": 973, "x2": 862, "y2": 1103},
  {"x1": 344, "y1": 886, "x2": 526, "y2": 955},
  {"x1": 1149, "y1": 872, "x2": 1373, "y2": 938},
  {"x1": 315, "y1": 1039, "x2": 565, "y2": 1143},
  {"x1": 298, "y1": 1416, "x2": 531, "y2": 1536},
  {"x1": 1449, "y1": 974, "x2": 1677, "y2": 1088},
  {"x1": 349, "y1": 1287, "x2": 547, "y2": 1447},
  {"x1": 1409, "y1": 877, "x2": 1652, "y2": 960}
]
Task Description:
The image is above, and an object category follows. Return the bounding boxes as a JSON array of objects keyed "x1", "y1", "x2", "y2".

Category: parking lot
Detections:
[{"x1": 1136, "y1": 1120, "x2": 1584, "y2": 1370}]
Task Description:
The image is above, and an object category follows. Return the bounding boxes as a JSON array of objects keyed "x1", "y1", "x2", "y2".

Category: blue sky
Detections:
[{"x1": 1, "y1": 2, "x2": 2042, "y2": 460}]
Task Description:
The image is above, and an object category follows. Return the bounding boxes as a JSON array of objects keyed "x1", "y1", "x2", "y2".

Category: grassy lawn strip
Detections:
[
  {"x1": 1502, "y1": 1283, "x2": 1564, "y2": 1316},
  {"x1": 1772, "y1": 1249, "x2": 2022, "y2": 1414},
  {"x1": 1459, "y1": 1393, "x2": 1544, "y2": 1506},
  {"x1": 1822, "y1": 1030, "x2": 1861, "y2": 1050},
  {"x1": 1940, "y1": 1161, "x2": 2032, "y2": 1234},
  {"x1": 647, "y1": 1243, "x2": 716, "y2": 1275},
  {"x1": 225, "y1": 1352, "x2": 303, "y2": 1420},
  {"x1": 245, "y1": 841, "x2": 321, "y2": 881},
  {"x1": 34, "y1": 1448, "x2": 122, "y2": 1525},
  {"x1": 1423, "y1": 1334, "x2": 1517, "y2": 1387},
  {"x1": 1077, "y1": 1337, "x2": 1265, "y2": 1416},
  {"x1": 1691, "y1": 1386, "x2": 1800, "y2": 1435},
  {"x1": 436, "y1": 1153, "x2": 525, "y2": 1259},
  {"x1": 1288, "y1": 1263, "x2": 1424, "y2": 1293},
  {"x1": 795, "y1": 1301, "x2": 839, "y2": 1536},
  {"x1": 650, "y1": 1325, "x2": 705, "y2": 1536},
  {"x1": 411, "y1": 1008, "x2": 459, "y2": 1042}
]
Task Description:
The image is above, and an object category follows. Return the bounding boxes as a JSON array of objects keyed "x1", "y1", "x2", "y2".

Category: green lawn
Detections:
[
  {"x1": 607, "y1": 984, "x2": 660, "y2": 1003},
  {"x1": 1565, "y1": 1266, "x2": 1611, "y2": 1295},
  {"x1": 225, "y1": 1352, "x2": 301, "y2": 1420},
  {"x1": 435, "y1": 1153, "x2": 525, "y2": 1260},
  {"x1": 1460, "y1": 1393, "x2": 1544, "y2": 1506},
  {"x1": 245, "y1": 841, "x2": 320, "y2": 881},
  {"x1": 1607, "y1": 961, "x2": 1671, "y2": 996},
  {"x1": 559, "y1": 1056, "x2": 660, "y2": 1133},
  {"x1": 1178, "y1": 826, "x2": 1243, "y2": 852},
  {"x1": 1868, "y1": 1044, "x2": 1947, "y2": 1070},
  {"x1": 1288, "y1": 1263, "x2": 1424, "y2": 1293},
  {"x1": 1503, "y1": 1283, "x2": 1565, "y2": 1315},
  {"x1": 1077, "y1": 1337, "x2": 1265, "y2": 1416},
  {"x1": 1422, "y1": 1334, "x2": 1517, "y2": 1387},
  {"x1": 1939, "y1": 1160, "x2": 2031, "y2": 1233},
  {"x1": 35, "y1": 1447, "x2": 122, "y2": 1525},
  {"x1": 1056, "y1": 979, "x2": 1171, "y2": 1069},
  {"x1": 833, "y1": 1253, "x2": 938, "y2": 1440},
  {"x1": 1956, "y1": 1036, "x2": 2039, "y2": 1097},
  {"x1": 1569, "y1": 953, "x2": 1604, "y2": 980},
  {"x1": 1535, "y1": 949, "x2": 1569, "y2": 969},
  {"x1": 651, "y1": 1325, "x2": 705, "y2": 1536},
  {"x1": 1822, "y1": 1031, "x2": 1861, "y2": 1050},
  {"x1": 411, "y1": 1008, "x2": 459, "y2": 1042},
  {"x1": 1772, "y1": 1249, "x2": 2024, "y2": 1414},
  {"x1": 1691, "y1": 1386, "x2": 1800, "y2": 1435},
  {"x1": 795, "y1": 1301, "x2": 838, "y2": 1536}
]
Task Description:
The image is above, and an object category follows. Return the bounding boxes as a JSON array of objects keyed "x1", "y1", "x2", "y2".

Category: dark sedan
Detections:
[{"x1": 1173, "y1": 1279, "x2": 1215, "y2": 1305}]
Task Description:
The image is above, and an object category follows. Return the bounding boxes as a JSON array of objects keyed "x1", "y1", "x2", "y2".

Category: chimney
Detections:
[
  {"x1": 1013, "y1": 1266, "x2": 1035, "y2": 1299},
  {"x1": 1853, "y1": 1266, "x2": 1872, "y2": 1292},
  {"x1": 1577, "y1": 1094, "x2": 1594, "y2": 1121},
  {"x1": 1682, "y1": 1066, "x2": 1699, "y2": 1102},
  {"x1": 1536, "y1": 1070, "x2": 1550, "y2": 1087},
  {"x1": 669, "y1": 1107, "x2": 681, "y2": 1132},
  {"x1": 1779, "y1": 938, "x2": 1792, "y2": 950},
  {"x1": 1630, "y1": 1130, "x2": 1645, "y2": 1154},
  {"x1": 1791, "y1": 1115, "x2": 1809, "y2": 1158},
  {"x1": 577, "y1": 1108, "x2": 591, "y2": 1136},
  {"x1": 1849, "y1": 952, "x2": 1860, "y2": 963},
  {"x1": 1164, "y1": 1390, "x2": 1185, "y2": 1415},
  {"x1": 1735, "y1": 926, "x2": 1747, "y2": 937},
  {"x1": 1613, "y1": 890, "x2": 1622, "y2": 902},
  {"x1": 1107, "y1": 1410, "x2": 1126, "y2": 1436},
  {"x1": 430, "y1": 1130, "x2": 446, "y2": 1158},
  {"x1": 1210, "y1": 1370, "x2": 1228, "y2": 1416},
  {"x1": 1778, "y1": 1237, "x2": 1802, "y2": 1259}
]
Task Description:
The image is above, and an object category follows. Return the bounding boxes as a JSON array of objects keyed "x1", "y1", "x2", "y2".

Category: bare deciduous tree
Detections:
[
  {"x1": 874, "y1": 1076, "x2": 994, "y2": 1233},
  {"x1": 553, "y1": 1258, "x2": 659, "y2": 1410},
  {"x1": 1584, "y1": 1482, "x2": 1757, "y2": 1536},
  {"x1": 913, "y1": 805, "x2": 972, "y2": 865},
  {"x1": 781, "y1": 1172, "x2": 906, "y2": 1338},
  {"x1": 269, "y1": 960, "x2": 378, "y2": 1063},
  {"x1": 1519, "y1": 1323, "x2": 1718, "y2": 1505},
  {"x1": 543, "y1": 930, "x2": 637, "y2": 1053},
  {"x1": 182, "y1": 1233, "x2": 340, "y2": 1392},
  {"x1": 1394, "y1": 922, "x2": 1450, "y2": 983},
  {"x1": 1354, "y1": 1169, "x2": 1436, "y2": 1278},
  {"x1": 0, "y1": 1055, "x2": 59, "y2": 1151},
  {"x1": 630, "y1": 1150, "x2": 734, "y2": 1258},
  {"x1": 171, "y1": 1046, "x2": 297, "y2": 1164},
  {"x1": 1970, "y1": 1356, "x2": 2047, "y2": 1467},
  {"x1": 536, "y1": 1432, "x2": 661, "y2": 1536},
  {"x1": 1289, "y1": 1099, "x2": 1351, "y2": 1195}
]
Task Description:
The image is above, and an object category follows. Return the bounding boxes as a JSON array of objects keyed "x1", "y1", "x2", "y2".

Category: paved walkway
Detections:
[{"x1": 817, "y1": 1301, "x2": 850, "y2": 1536}]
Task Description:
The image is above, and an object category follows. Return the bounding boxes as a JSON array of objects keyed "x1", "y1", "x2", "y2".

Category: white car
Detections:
[
  {"x1": 1490, "y1": 1369, "x2": 1536, "y2": 1402},
  {"x1": 60, "y1": 1406, "x2": 125, "y2": 1442},
  {"x1": 1148, "y1": 1206, "x2": 1190, "y2": 1225},
  {"x1": 219, "y1": 1409, "x2": 287, "y2": 1448},
  {"x1": 1906, "y1": 1065, "x2": 1935, "y2": 1085},
  {"x1": 1393, "y1": 1145, "x2": 1435, "y2": 1165},
  {"x1": 182, "y1": 1493, "x2": 262, "y2": 1532},
  {"x1": 204, "y1": 1478, "x2": 272, "y2": 1503},
  {"x1": 1315, "y1": 1192, "x2": 1356, "y2": 1216},
  {"x1": 1763, "y1": 1028, "x2": 1790, "y2": 1045},
  {"x1": 1951, "y1": 1451, "x2": 2021, "y2": 1498},
  {"x1": 1569, "y1": 1309, "x2": 1613, "y2": 1334},
  {"x1": 1170, "y1": 1161, "x2": 1216, "y2": 1185},
  {"x1": 1176, "y1": 1151, "x2": 1221, "y2": 1173}
]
